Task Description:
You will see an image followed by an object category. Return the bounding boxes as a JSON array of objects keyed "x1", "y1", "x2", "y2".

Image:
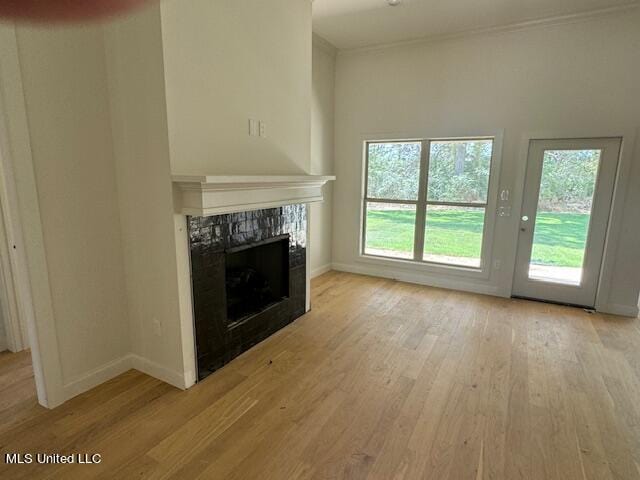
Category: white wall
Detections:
[
  {"x1": 13, "y1": 25, "x2": 130, "y2": 386},
  {"x1": 333, "y1": 10, "x2": 640, "y2": 313},
  {"x1": 160, "y1": 0, "x2": 312, "y2": 176},
  {"x1": 310, "y1": 36, "x2": 336, "y2": 277},
  {"x1": 104, "y1": 5, "x2": 191, "y2": 388}
]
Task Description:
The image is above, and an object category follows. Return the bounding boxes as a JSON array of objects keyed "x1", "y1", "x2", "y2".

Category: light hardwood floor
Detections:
[{"x1": 2, "y1": 271, "x2": 640, "y2": 479}]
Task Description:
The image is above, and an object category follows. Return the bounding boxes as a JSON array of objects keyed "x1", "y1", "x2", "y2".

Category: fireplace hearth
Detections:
[{"x1": 188, "y1": 205, "x2": 306, "y2": 381}]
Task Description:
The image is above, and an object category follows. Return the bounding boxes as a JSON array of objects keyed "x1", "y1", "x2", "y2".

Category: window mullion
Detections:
[
  {"x1": 413, "y1": 140, "x2": 430, "y2": 261},
  {"x1": 364, "y1": 197, "x2": 418, "y2": 204},
  {"x1": 426, "y1": 201, "x2": 488, "y2": 208}
]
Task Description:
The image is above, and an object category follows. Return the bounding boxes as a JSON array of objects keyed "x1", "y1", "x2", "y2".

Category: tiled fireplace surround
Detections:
[
  {"x1": 188, "y1": 205, "x2": 307, "y2": 381},
  {"x1": 172, "y1": 174, "x2": 333, "y2": 386}
]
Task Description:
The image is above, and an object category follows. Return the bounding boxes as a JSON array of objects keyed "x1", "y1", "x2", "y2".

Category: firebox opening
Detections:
[{"x1": 225, "y1": 234, "x2": 290, "y2": 327}]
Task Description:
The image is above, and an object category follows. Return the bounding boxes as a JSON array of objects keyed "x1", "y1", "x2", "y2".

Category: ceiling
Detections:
[{"x1": 312, "y1": 0, "x2": 637, "y2": 49}]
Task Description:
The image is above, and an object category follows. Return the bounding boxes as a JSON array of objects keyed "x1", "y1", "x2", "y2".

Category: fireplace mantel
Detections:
[{"x1": 172, "y1": 175, "x2": 335, "y2": 216}]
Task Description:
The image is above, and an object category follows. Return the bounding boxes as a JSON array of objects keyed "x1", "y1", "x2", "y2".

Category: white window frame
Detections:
[{"x1": 359, "y1": 132, "x2": 503, "y2": 279}]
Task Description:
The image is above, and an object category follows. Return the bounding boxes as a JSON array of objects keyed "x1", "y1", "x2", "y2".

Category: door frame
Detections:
[
  {"x1": 510, "y1": 128, "x2": 638, "y2": 315},
  {"x1": 512, "y1": 137, "x2": 621, "y2": 307},
  {"x1": 0, "y1": 25, "x2": 66, "y2": 408},
  {"x1": 0, "y1": 206, "x2": 28, "y2": 353}
]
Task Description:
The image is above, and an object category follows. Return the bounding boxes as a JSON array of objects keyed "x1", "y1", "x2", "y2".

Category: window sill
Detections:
[{"x1": 357, "y1": 253, "x2": 491, "y2": 280}]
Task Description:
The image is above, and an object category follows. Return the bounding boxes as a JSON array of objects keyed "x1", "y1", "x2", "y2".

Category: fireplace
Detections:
[
  {"x1": 188, "y1": 205, "x2": 306, "y2": 381},
  {"x1": 225, "y1": 235, "x2": 289, "y2": 327}
]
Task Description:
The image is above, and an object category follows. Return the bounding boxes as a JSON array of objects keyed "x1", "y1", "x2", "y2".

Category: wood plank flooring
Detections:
[{"x1": 1, "y1": 271, "x2": 640, "y2": 479}]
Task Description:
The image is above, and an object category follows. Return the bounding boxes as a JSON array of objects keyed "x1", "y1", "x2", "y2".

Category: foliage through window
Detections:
[
  {"x1": 427, "y1": 140, "x2": 492, "y2": 203},
  {"x1": 363, "y1": 138, "x2": 495, "y2": 268},
  {"x1": 367, "y1": 142, "x2": 421, "y2": 200}
]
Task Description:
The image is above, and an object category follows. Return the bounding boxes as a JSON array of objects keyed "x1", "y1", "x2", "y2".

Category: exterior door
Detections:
[{"x1": 512, "y1": 138, "x2": 621, "y2": 307}]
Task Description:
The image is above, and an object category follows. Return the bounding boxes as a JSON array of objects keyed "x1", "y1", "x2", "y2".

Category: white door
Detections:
[{"x1": 512, "y1": 138, "x2": 621, "y2": 307}]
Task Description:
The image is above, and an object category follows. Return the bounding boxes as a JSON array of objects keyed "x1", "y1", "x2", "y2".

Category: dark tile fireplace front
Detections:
[{"x1": 188, "y1": 205, "x2": 306, "y2": 381}]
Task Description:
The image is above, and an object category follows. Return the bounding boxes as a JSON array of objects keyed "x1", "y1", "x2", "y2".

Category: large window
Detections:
[{"x1": 363, "y1": 138, "x2": 495, "y2": 268}]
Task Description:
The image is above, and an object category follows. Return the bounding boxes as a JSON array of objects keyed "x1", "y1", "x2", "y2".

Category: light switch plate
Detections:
[{"x1": 248, "y1": 119, "x2": 259, "y2": 137}]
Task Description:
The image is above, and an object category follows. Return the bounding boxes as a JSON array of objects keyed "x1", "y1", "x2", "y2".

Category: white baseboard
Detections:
[
  {"x1": 63, "y1": 353, "x2": 188, "y2": 401},
  {"x1": 331, "y1": 262, "x2": 505, "y2": 297},
  {"x1": 311, "y1": 263, "x2": 332, "y2": 278},
  {"x1": 597, "y1": 303, "x2": 639, "y2": 318},
  {"x1": 130, "y1": 354, "x2": 187, "y2": 390},
  {"x1": 332, "y1": 262, "x2": 640, "y2": 317},
  {"x1": 63, "y1": 354, "x2": 133, "y2": 401}
]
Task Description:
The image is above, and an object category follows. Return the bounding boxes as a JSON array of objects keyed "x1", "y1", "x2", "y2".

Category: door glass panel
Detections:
[
  {"x1": 423, "y1": 205, "x2": 485, "y2": 267},
  {"x1": 364, "y1": 202, "x2": 416, "y2": 259},
  {"x1": 528, "y1": 149, "x2": 601, "y2": 285},
  {"x1": 367, "y1": 142, "x2": 421, "y2": 200}
]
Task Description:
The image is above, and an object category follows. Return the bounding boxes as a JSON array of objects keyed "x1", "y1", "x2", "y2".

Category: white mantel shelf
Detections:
[{"x1": 172, "y1": 175, "x2": 336, "y2": 216}]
